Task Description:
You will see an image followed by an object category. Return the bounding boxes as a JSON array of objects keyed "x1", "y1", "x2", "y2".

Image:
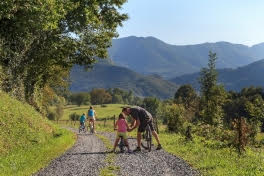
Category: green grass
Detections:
[
  {"x1": 59, "y1": 104, "x2": 264, "y2": 176},
  {"x1": 62, "y1": 104, "x2": 126, "y2": 120},
  {"x1": 158, "y1": 129, "x2": 264, "y2": 176},
  {"x1": 96, "y1": 134, "x2": 120, "y2": 176},
  {"x1": 0, "y1": 91, "x2": 76, "y2": 176}
]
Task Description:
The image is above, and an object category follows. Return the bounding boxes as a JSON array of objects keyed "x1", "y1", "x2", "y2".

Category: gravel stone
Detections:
[
  {"x1": 35, "y1": 129, "x2": 199, "y2": 176},
  {"x1": 103, "y1": 132, "x2": 200, "y2": 176},
  {"x1": 35, "y1": 129, "x2": 106, "y2": 176}
]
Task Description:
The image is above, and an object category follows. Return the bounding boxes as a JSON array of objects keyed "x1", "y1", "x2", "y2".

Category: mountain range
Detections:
[
  {"x1": 70, "y1": 63, "x2": 178, "y2": 99},
  {"x1": 170, "y1": 59, "x2": 264, "y2": 91},
  {"x1": 70, "y1": 36, "x2": 264, "y2": 98},
  {"x1": 108, "y1": 36, "x2": 264, "y2": 78}
]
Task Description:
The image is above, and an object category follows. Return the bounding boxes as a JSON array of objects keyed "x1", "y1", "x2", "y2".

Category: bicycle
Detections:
[
  {"x1": 79, "y1": 122, "x2": 86, "y2": 133},
  {"x1": 89, "y1": 122, "x2": 94, "y2": 134},
  {"x1": 141, "y1": 124, "x2": 152, "y2": 152}
]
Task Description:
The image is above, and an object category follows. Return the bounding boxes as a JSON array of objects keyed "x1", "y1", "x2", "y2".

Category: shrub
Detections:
[
  {"x1": 165, "y1": 104, "x2": 185, "y2": 133},
  {"x1": 69, "y1": 113, "x2": 80, "y2": 121},
  {"x1": 47, "y1": 111, "x2": 56, "y2": 120}
]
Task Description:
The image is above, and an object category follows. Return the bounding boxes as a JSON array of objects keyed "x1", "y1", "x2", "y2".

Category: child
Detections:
[
  {"x1": 79, "y1": 113, "x2": 86, "y2": 128},
  {"x1": 112, "y1": 113, "x2": 132, "y2": 153}
]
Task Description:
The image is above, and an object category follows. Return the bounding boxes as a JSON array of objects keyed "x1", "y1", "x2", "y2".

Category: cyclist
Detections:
[
  {"x1": 112, "y1": 113, "x2": 132, "y2": 153},
  {"x1": 88, "y1": 106, "x2": 96, "y2": 133},
  {"x1": 79, "y1": 113, "x2": 86, "y2": 130},
  {"x1": 122, "y1": 106, "x2": 162, "y2": 152}
]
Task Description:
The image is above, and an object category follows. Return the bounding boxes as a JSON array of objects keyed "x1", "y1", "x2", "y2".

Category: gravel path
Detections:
[
  {"x1": 35, "y1": 129, "x2": 199, "y2": 176},
  {"x1": 35, "y1": 129, "x2": 107, "y2": 176},
  {"x1": 103, "y1": 133, "x2": 199, "y2": 176}
]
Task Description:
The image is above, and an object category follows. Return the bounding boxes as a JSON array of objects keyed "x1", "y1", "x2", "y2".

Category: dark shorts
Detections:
[{"x1": 138, "y1": 119, "x2": 154, "y2": 133}]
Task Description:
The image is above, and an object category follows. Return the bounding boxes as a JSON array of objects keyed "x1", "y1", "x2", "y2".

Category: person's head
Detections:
[
  {"x1": 118, "y1": 113, "x2": 125, "y2": 120},
  {"x1": 122, "y1": 107, "x2": 130, "y2": 116},
  {"x1": 82, "y1": 113, "x2": 85, "y2": 116},
  {"x1": 90, "y1": 106, "x2": 93, "y2": 109}
]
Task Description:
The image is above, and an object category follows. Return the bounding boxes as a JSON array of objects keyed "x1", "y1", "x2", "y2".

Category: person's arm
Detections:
[
  {"x1": 129, "y1": 117, "x2": 140, "y2": 131},
  {"x1": 125, "y1": 119, "x2": 130, "y2": 131},
  {"x1": 114, "y1": 120, "x2": 118, "y2": 130}
]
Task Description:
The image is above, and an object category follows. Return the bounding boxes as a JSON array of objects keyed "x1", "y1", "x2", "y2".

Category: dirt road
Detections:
[{"x1": 35, "y1": 130, "x2": 199, "y2": 176}]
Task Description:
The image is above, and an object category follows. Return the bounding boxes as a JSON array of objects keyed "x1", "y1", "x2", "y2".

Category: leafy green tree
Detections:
[
  {"x1": 0, "y1": 0, "x2": 128, "y2": 111},
  {"x1": 90, "y1": 88, "x2": 112, "y2": 105},
  {"x1": 143, "y1": 97, "x2": 161, "y2": 117},
  {"x1": 174, "y1": 84, "x2": 197, "y2": 109},
  {"x1": 198, "y1": 52, "x2": 227, "y2": 126}
]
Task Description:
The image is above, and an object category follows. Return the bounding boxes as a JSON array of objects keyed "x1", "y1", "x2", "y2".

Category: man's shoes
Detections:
[
  {"x1": 156, "y1": 144, "x2": 162, "y2": 150},
  {"x1": 133, "y1": 147, "x2": 141, "y2": 152}
]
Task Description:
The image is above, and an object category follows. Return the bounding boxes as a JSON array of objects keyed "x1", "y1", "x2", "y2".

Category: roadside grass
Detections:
[
  {"x1": 96, "y1": 134, "x2": 120, "y2": 176},
  {"x1": 0, "y1": 91, "x2": 76, "y2": 176},
  {"x1": 58, "y1": 104, "x2": 264, "y2": 175},
  {"x1": 158, "y1": 128, "x2": 264, "y2": 176}
]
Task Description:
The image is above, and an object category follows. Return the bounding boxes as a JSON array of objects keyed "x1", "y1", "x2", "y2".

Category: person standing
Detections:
[{"x1": 122, "y1": 106, "x2": 162, "y2": 152}]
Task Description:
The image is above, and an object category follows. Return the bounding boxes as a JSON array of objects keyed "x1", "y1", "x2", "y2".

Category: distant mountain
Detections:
[
  {"x1": 170, "y1": 59, "x2": 264, "y2": 91},
  {"x1": 108, "y1": 36, "x2": 264, "y2": 78},
  {"x1": 70, "y1": 63, "x2": 179, "y2": 99}
]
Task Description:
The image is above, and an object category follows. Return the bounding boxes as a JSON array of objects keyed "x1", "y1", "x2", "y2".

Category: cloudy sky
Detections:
[{"x1": 117, "y1": 0, "x2": 264, "y2": 46}]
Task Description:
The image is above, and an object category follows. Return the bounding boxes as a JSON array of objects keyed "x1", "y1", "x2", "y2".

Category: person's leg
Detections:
[
  {"x1": 124, "y1": 139, "x2": 130, "y2": 150},
  {"x1": 93, "y1": 119, "x2": 95, "y2": 132},
  {"x1": 152, "y1": 130, "x2": 161, "y2": 145},
  {"x1": 137, "y1": 132, "x2": 141, "y2": 148},
  {"x1": 113, "y1": 137, "x2": 120, "y2": 152}
]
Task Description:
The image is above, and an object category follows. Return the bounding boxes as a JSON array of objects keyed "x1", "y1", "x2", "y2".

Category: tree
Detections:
[
  {"x1": 198, "y1": 51, "x2": 227, "y2": 126},
  {"x1": 174, "y1": 84, "x2": 197, "y2": 109},
  {"x1": 0, "y1": 0, "x2": 128, "y2": 112},
  {"x1": 143, "y1": 97, "x2": 161, "y2": 117},
  {"x1": 90, "y1": 88, "x2": 112, "y2": 105}
]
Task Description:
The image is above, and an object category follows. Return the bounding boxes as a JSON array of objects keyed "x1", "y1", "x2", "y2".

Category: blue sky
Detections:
[{"x1": 117, "y1": 0, "x2": 264, "y2": 46}]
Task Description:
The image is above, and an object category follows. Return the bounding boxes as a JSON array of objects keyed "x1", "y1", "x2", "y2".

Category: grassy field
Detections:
[
  {"x1": 0, "y1": 91, "x2": 76, "y2": 176},
  {"x1": 63, "y1": 104, "x2": 264, "y2": 176},
  {"x1": 62, "y1": 104, "x2": 126, "y2": 120}
]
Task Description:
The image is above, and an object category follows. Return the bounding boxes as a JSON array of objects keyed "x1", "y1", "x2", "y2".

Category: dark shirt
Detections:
[{"x1": 130, "y1": 106, "x2": 152, "y2": 122}]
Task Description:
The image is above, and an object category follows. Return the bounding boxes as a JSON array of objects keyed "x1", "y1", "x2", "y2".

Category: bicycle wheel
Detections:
[
  {"x1": 146, "y1": 126, "x2": 152, "y2": 152},
  {"x1": 141, "y1": 125, "x2": 152, "y2": 151}
]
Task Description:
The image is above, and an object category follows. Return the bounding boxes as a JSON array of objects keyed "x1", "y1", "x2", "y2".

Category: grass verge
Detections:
[
  {"x1": 0, "y1": 91, "x2": 76, "y2": 176},
  {"x1": 158, "y1": 130, "x2": 264, "y2": 176},
  {"x1": 96, "y1": 134, "x2": 120, "y2": 176}
]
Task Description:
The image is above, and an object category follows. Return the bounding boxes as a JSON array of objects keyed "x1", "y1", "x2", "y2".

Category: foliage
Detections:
[
  {"x1": 198, "y1": 52, "x2": 227, "y2": 126},
  {"x1": 90, "y1": 88, "x2": 112, "y2": 105},
  {"x1": 69, "y1": 92, "x2": 90, "y2": 106},
  {"x1": 47, "y1": 111, "x2": 56, "y2": 121},
  {"x1": 0, "y1": 91, "x2": 75, "y2": 175},
  {"x1": 158, "y1": 130, "x2": 264, "y2": 176},
  {"x1": 142, "y1": 97, "x2": 161, "y2": 117},
  {"x1": 69, "y1": 112, "x2": 80, "y2": 121},
  {"x1": 55, "y1": 104, "x2": 64, "y2": 121},
  {"x1": 0, "y1": 0, "x2": 128, "y2": 112},
  {"x1": 174, "y1": 84, "x2": 197, "y2": 109},
  {"x1": 164, "y1": 104, "x2": 185, "y2": 133}
]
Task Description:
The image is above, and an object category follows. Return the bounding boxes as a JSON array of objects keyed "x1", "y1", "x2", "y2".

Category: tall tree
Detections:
[
  {"x1": 0, "y1": 0, "x2": 128, "y2": 112},
  {"x1": 198, "y1": 51, "x2": 227, "y2": 125}
]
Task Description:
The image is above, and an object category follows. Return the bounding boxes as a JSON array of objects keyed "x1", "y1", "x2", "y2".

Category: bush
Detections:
[
  {"x1": 165, "y1": 104, "x2": 185, "y2": 133},
  {"x1": 47, "y1": 111, "x2": 56, "y2": 120},
  {"x1": 69, "y1": 113, "x2": 80, "y2": 121}
]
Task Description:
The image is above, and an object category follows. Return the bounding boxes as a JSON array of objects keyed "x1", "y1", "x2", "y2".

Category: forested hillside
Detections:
[
  {"x1": 70, "y1": 64, "x2": 178, "y2": 99},
  {"x1": 108, "y1": 36, "x2": 264, "y2": 78},
  {"x1": 170, "y1": 59, "x2": 264, "y2": 91}
]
